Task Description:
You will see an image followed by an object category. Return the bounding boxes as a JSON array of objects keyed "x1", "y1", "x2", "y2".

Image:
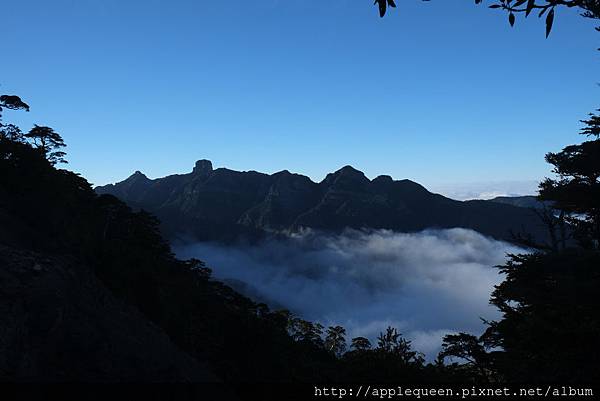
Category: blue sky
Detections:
[{"x1": 2, "y1": 0, "x2": 598, "y2": 196}]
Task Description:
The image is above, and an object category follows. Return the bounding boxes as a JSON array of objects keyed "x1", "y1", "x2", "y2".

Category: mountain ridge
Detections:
[
  {"x1": 96, "y1": 160, "x2": 549, "y2": 244},
  {"x1": 488, "y1": 195, "x2": 553, "y2": 210}
]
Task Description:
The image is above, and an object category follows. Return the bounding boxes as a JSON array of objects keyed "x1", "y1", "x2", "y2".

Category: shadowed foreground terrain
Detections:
[{"x1": 0, "y1": 245, "x2": 214, "y2": 382}]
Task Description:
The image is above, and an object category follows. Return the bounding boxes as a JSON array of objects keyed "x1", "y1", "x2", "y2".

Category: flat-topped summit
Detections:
[{"x1": 193, "y1": 159, "x2": 213, "y2": 176}]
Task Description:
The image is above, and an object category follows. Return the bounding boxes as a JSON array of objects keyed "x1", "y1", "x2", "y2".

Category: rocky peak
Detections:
[
  {"x1": 322, "y1": 165, "x2": 369, "y2": 188},
  {"x1": 336, "y1": 165, "x2": 363, "y2": 175},
  {"x1": 126, "y1": 170, "x2": 149, "y2": 182},
  {"x1": 193, "y1": 159, "x2": 213, "y2": 176}
]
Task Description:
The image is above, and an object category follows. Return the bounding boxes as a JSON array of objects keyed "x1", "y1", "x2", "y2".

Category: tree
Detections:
[
  {"x1": 0, "y1": 95, "x2": 29, "y2": 142},
  {"x1": 324, "y1": 326, "x2": 347, "y2": 357},
  {"x1": 539, "y1": 110, "x2": 600, "y2": 248},
  {"x1": 0, "y1": 94, "x2": 29, "y2": 163},
  {"x1": 438, "y1": 333, "x2": 492, "y2": 381},
  {"x1": 466, "y1": 111, "x2": 600, "y2": 382},
  {"x1": 24, "y1": 125, "x2": 68, "y2": 165},
  {"x1": 483, "y1": 249, "x2": 600, "y2": 383},
  {"x1": 0, "y1": 95, "x2": 29, "y2": 120},
  {"x1": 0, "y1": 94, "x2": 68, "y2": 165},
  {"x1": 376, "y1": 326, "x2": 424, "y2": 364},
  {"x1": 288, "y1": 317, "x2": 325, "y2": 347},
  {"x1": 375, "y1": 0, "x2": 600, "y2": 36},
  {"x1": 350, "y1": 336, "x2": 372, "y2": 351},
  {"x1": 0, "y1": 124, "x2": 24, "y2": 142},
  {"x1": 185, "y1": 257, "x2": 213, "y2": 280}
]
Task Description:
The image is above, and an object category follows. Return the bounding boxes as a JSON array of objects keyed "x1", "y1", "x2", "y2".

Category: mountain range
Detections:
[
  {"x1": 488, "y1": 195, "x2": 551, "y2": 210},
  {"x1": 96, "y1": 160, "x2": 548, "y2": 243}
]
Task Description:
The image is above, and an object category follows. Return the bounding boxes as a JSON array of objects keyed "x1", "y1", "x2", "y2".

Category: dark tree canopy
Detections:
[
  {"x1": 0, "y1": 123, "x2": 24, "y2": 142},
  {"x1": 539, "y1": 110, "x2": 600, "y2": 248},
  {"x1": 324, "y1": 325, "x2": 347, "y2": 357},
  {"x1": 0, "y1": 94, "x2": 30, "y2": 119},
  {"x1": 376, "y1": 327, "x2": 424, "y2": 365},
  {"x1": 0, "y1": 94, "x2": 68, "y2": 166},
  {"x1": 439, "y1": 108, "x2": 600, "y2": 383},
  {"x1": 24, "y1": 125, "x2": 68, "y2": 165},
  {"x1": 350, "y1": 336, "x2": 372, "y2": 351}
]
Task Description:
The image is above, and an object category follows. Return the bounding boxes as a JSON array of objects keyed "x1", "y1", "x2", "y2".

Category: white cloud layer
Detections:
[
  {"x1": 428, "y1": 180, "x2": 539, "y2": 200},
  {"x1": 176, "y1": 228, "x2": 524, "y2": 359}
]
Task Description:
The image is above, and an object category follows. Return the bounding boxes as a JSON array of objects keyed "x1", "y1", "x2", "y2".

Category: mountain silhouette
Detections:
[
  {"x1": 488, "y1": 195, "x2": 552, "y2": 210},
  {"x1": 96, "y1": 160, "x2": 548, "y2": 243}
]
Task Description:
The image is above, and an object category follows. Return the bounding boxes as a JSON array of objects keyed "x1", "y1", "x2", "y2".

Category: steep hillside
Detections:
[
  {"x1": 0, "y1": 136, "x2": 339, "y2": 384},
  {"x1": 0, "y1": 244, "x2": 214, "y2": 382}
]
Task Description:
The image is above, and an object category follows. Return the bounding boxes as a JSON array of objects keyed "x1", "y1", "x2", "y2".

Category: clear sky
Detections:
[{"x1": 2, "y1": 0, "x2": 598, "y2": 197}]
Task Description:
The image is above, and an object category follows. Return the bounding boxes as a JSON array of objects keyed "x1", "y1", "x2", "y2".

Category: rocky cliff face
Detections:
[
  {"x1": 96, "y1": 160, "x2": 549, "y2": 243},
  {"x1": 0, "y1": 245, "x2": 216, "y2": 382}
]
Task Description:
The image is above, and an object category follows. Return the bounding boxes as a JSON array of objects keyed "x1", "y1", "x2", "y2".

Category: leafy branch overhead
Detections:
[
  {"x1": 374, "y1": 0, "x2": 397, "y2": 17},
  {"x1": 375, "y1": 0, "x2": 600, "y2": 37}
]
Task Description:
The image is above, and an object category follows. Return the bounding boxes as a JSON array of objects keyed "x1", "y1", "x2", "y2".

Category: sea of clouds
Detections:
[
  {"x1": 428, "y1": 180, "x2": 539, "y2": 201},
  {"x1": 175, "y1": 228, "x2": 525, "y2": 359}
]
